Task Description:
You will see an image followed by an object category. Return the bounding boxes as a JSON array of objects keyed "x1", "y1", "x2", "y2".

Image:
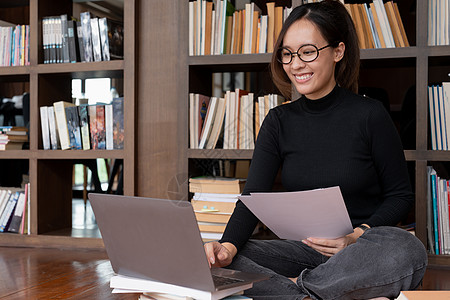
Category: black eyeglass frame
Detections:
[{"x1": 276, "y1": 43, "x2": 338, "y2": 64}]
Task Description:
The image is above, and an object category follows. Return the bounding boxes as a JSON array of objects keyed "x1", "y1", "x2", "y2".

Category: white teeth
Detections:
[{"x1": 295, "y1": 74, "x2": 312, "y2": 80}]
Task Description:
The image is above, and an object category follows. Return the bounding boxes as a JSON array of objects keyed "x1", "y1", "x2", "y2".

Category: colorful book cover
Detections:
[
  {"x1": 96, "y1": 105, "x2": 106, "y2": 150},
  {"x1": 78, "y1": 105, "x2": 91, "y2": 150},
  {"x1": 112, "y1": 97, "x2": 124, "y2": 149},
  {"x1": 65, "y1": 106, "x2": 82, "y2": 150},
  {"x1": 88, "y1": 105, "x2": 98, "y2": 149}
]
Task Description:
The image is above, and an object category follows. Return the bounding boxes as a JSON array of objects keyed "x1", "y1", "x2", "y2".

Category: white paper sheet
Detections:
[{"x1": 239, "y1": 186, "x2": 353, "y2": 241}]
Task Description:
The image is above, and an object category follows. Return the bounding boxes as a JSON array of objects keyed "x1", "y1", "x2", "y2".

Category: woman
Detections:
[{"x1": 204, "y1": 1, "x2": 427, "y2": 299}]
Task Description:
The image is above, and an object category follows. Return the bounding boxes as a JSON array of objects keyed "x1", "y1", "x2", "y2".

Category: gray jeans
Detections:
[{"x1": 227, "y1": 227, "x2": 428, "y2": 300}]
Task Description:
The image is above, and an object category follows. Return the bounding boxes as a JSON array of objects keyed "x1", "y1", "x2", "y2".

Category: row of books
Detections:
[
  {"x1": 428, "y1": 0, "x2": 450, "y2": 46},
  {"x1": 428, "y1": 82, "x2": 450, "y2": 151},
  {"x1": 427, "y1": 166, "x2": 450, "y2": 255},
  {"x1": 189, "y1": 91, "x2": 285, "y2": 150},
  {"x1": 189, "y1": 1, "x2": 291, "y2": 56},
  {"x1": 189, "y1": 176, "x2": 245, "y2": 241},
  {"x1": 42, "y1": 12, "x2": 123, "y2": 64},
  {"x1": 0, "y1": 25, "x2": 30, "y2": 66},
  {"x1": 0, "y1": 185, "x2": 30, "y2": 235},
  {"x1": 39, "y1": 98, "x2": 124, "y2": 150},
  {"x1": 0, "y1": 126, "x2": 28, "y2": 150},
  {"x1": 344, "y1": 0, "x2": 409, "y2": 49}
]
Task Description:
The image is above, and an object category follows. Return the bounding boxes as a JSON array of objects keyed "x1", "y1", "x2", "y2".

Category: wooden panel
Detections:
[
  {"x1": 136, "y1": 0, "x2": 188, "y2": 199},
  {"x1": 37, "y1": 160, "x2": 72, "y2": 234}
]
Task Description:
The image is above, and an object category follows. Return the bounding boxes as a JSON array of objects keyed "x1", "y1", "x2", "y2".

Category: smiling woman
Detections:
[{"x1": 203, "y1": 1, "x2": 428, "y2": 299}]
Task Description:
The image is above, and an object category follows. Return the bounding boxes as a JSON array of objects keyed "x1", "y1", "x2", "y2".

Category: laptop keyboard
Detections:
[{"x1": 212, "y1": 274, "x2": 244, "y2": 286}]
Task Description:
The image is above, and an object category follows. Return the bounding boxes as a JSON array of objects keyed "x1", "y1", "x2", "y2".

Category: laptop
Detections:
[{"x1": 88, "y1": 193, "x2": 268, "y2": 292}]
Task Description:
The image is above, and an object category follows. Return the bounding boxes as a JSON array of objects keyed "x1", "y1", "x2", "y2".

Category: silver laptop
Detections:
[{"x1": 88, "y1": 193, "x2": 268, "y2": 292}]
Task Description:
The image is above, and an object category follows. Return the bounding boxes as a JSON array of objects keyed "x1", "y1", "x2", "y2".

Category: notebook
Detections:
[{"x1": 88, "y1": 193, "x2": 268, "y2": 293}]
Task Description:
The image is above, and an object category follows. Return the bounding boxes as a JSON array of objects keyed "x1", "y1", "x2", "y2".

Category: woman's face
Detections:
[{"x1": 282, "y1": 19, "x2": 344, "y2": 100}]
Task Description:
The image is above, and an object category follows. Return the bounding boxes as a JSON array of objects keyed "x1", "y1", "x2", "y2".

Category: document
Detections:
[{"x1": 239, "y1": 186, "x2": 353, "y2": 241}]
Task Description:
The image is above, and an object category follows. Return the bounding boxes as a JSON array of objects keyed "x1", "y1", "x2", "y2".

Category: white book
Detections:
[
  {"x1": 206, "y1": 97, "x2": 226, "y2": 149},
  {"x1": 428, "y1": 0, "x2": 434, "y2": 45},
  {"x1": 258, "y1": 96, "x2": 265, "y2": 128},
  {"x1": 199, "y1": 97, "x2": 218, "y2": 149},
  {"x1": 189, "y1": 93, "x2": 195, "y2": 149},
  {"x1": 229, "y1": 91, "x2": 237, "y2": 149},
  {"x1": 189, "y1": 1, "x2": 194, "y2": 56},
  {"x1": 196, "y1": 0, "x2": 202, "y2": 56},
  {"x1": 0, "y1": 190, "x2": 8, "y2": 218},
  {"x1": 40, "y1": 106, "x2": 51, "y2": 150},
  {"x1": 438, "y1": 85, "x2": 448, "y2": 150},
  {"x1": 238, "y1": 95, "x2": 247, "y2": 149},
  {"x1": 47, "y1": 106, "x2": 59, "y2": 149},
  {"x1": 429, "y1": 86, "x2": 437, "y2": 150},
  {"x1": 110, "y1": 274, "x2": 252, "y2": 300},
  {"x1": 194, "y1": 94, "x2": 200, "y2": 149},
  {"x1": 214, "y1": 1, "x2": 223, "y2": 55},
  {"x1": 243, "y1": 3, "x2": 252, "y2": 54},
  {"x1": 259, "y1": 15, "x2": 268, "y2": 54},
  {"x1": 433, "y1": 85, "x2": 443, "y2": 150},
  {"x1": 105, "y1": 104, "x2": 114, "y2": 150},
  {"x1": 223, "y1": 91, "x2": 232, "y2": 149},
  {"x1": 193, "y1": 193, "x2": 239, "y2": 202}
]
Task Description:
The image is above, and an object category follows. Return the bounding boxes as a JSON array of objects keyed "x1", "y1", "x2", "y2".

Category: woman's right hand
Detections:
[{"x1": 204, "y1": 241, "x2": 237, "y2": 268}]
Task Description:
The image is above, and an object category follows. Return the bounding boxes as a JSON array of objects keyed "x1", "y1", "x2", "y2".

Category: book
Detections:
[
  {"x1": 53, "y1": 101, "x2": 76, "y2": 150},
  {"x1": 76, "y1": 21, "x2": 85, "y2": 62},
  {"x1": 206, "y1": 97, "x2": 226, "y2": 149},
  {"x1": 8, "y1": 191, "x2": 26, "y2": 233},
  {"x1": 110, "y1": 274, "x2": 253, "y2": 300},
  {"x1": 67, "y1": 19, "x2": 78, "y2": 63},
  {"x1": 78, "y1": 105, "x2": 91, "y2": 150},
  {"x1": 112, "y1": 97, "x2": 124, "y2": 149},
  {"x1": 199, "y1": 97, "x2": 218, "y2": 149},
  {"x1": 98, "y1": 18, "x2": 110, "y2": 61},
  {"x1": 39, "y1": 106, "x2": 51, "y2": 150},
  {"x1": 80, "y1": 12, "x2": 93, "y2": 62},
  {"x1": 47, "y1": 106, "x2": 59, "y2": 149},
  {"x1": 0, "y1": 191, "x2": 19, "y2": 232},
  {"x1": 90, "y1": 18, "x2": 102, "y2": 62},
  {"x1": 60, "y1": 14, "x2": 70, "y2": 63},
  {"x1": 266, "y1": 2, "x2": 275, "y2": 53},
  {"x1": 105, "y1": 104, "x2": 114, "y2": 150},
  {"x1": 107, "y1": 18, "x2": 124, "y2": 59},
  {"x1": 189, "y1": 177, "x2": 246, "y2": 194},
  {"x1": 96, "y1": 105, "x2": 106, "y2": 149},
  {"x1": 65, "y1": 106, "x2": 82, "y2": 150}
]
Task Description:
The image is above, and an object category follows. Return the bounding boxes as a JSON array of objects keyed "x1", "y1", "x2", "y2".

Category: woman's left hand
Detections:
[{"x1": 302, "y1": 226, "x2": 367, "y2": 257}]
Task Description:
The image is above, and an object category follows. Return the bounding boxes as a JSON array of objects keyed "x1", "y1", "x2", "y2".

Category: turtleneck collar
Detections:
[{"x1": 299, "y1": 85, "x2": 341, "y2": 113}]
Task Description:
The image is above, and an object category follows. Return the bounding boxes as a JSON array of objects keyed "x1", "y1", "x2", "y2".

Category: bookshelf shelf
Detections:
[
  {"x1": 0, "y1": 66, "x2": 31, "y2": 75},
  {"x1": 36, "y1": 60, "x2": 124, "y2": 75},
  {"x1": 0, "y1": 151, "x2": 32, "y2": 159},
  {"x1": 36, "y1": 150, "x2": 125, "y2": 159},
  {"x1": 0, "y1": 233, "x2": 104, "y2": 249}
]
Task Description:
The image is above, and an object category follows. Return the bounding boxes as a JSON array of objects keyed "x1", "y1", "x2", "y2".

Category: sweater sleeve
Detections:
[
  {"x1": 219, "y1": 109, "x2": 283, "y2": 251},
  {"x1": 364, "y1": 102, "x2": 414, "y2": 227}
]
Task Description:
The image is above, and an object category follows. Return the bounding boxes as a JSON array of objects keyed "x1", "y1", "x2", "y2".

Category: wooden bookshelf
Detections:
[
  {"x1": 183, "y1": 0, "x2": 450, "y2": 266},
  {"x1": 0, "y1": 0, "x2": 136, "y2": 249}
]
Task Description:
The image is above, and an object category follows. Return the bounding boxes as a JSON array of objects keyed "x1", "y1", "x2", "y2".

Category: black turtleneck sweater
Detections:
[{"x1": 219, "y1": 85, "x2": 413, "y2": 252}]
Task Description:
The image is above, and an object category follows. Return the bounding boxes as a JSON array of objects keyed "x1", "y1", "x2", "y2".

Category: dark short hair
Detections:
[{"x1": 270, "y1": 0, "x2": 360, "y2": 99}]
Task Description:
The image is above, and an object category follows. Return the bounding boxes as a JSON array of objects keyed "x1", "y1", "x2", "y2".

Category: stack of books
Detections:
[
  {"x1": 426, "y1": 166, "x2": 450, "y2": 255},
  {"x1": 428, "y1": 82, "x2": 450, "y2": 151},
  {"x1": 42, "y1": 12, "x2": 123, "y2": 64},
  {"x1": 0, "y1": 126, "x2": 28, "y2": 150},
  {"x1": 0, "y1": 184, "x2": 30, "y2": 235},
  {"x1": 0, "y1": 23, "x2": 30, "y2": 66},
  {"x1": 189, "y1": 1, "x2": 292, "y2": 56},
  {"x1": 344, "y1": 0, "x2": 409, "y2": 49},
  {"x1": 189, "y1": 176, "x2": 246, "y2": 241},
  {"x1": 39, "y1": 98, "x2": 124, "y2": 150}
]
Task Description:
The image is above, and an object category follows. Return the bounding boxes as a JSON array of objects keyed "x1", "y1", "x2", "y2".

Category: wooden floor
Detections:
[{"x1": 0, "y1": 246, "x2": 449, "y2": 299}]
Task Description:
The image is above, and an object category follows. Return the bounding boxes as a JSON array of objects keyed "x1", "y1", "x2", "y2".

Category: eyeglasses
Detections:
[{"x1": 276, "y1": 44, "x2": 335, "y2": 64}]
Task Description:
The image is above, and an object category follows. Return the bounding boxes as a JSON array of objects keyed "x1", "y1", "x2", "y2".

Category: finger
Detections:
[{"x1": 204, "y1": 242, "x2": 216, "y2": 266}]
